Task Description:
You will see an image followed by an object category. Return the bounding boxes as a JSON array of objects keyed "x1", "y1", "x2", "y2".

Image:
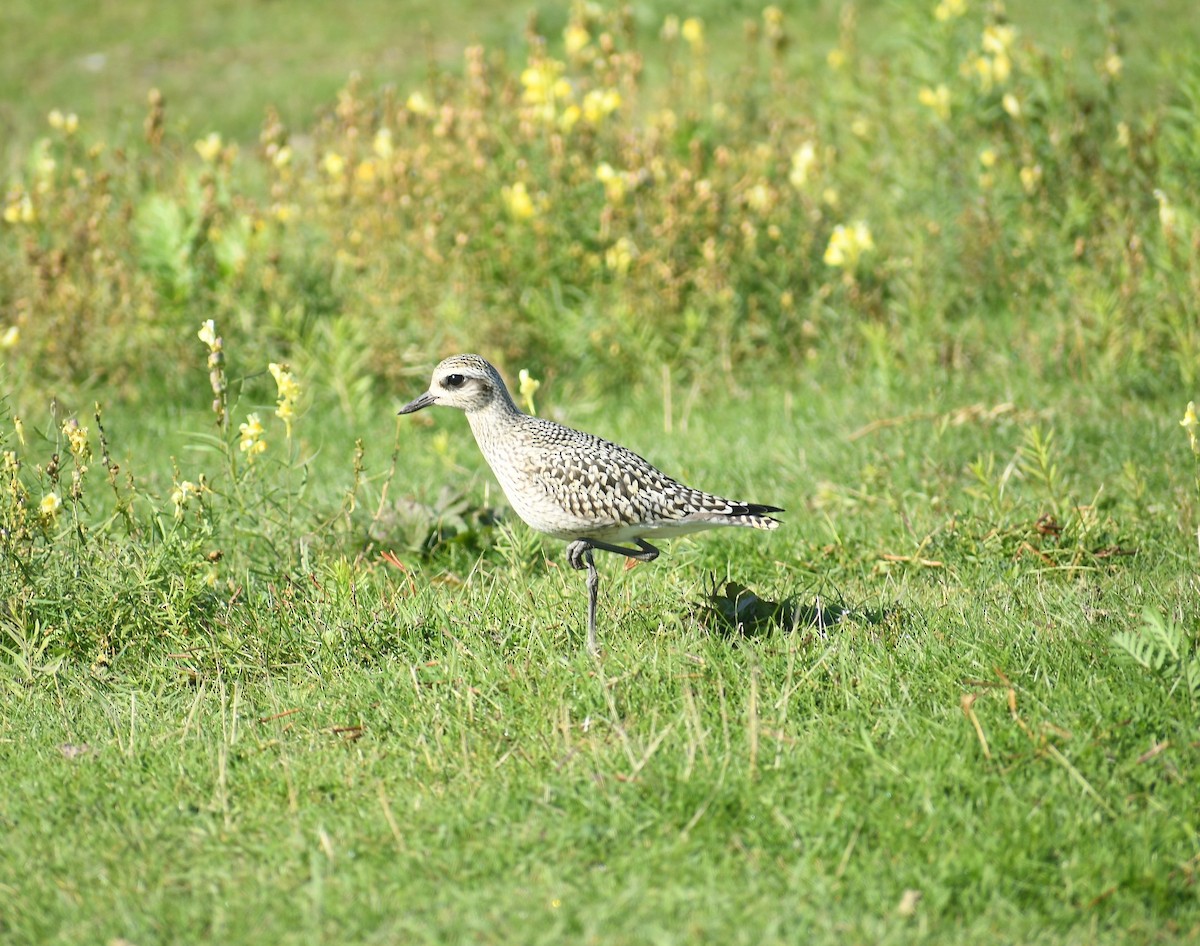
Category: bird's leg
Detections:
[
  {"x1": 565, "y1": 538, "x2": 661, "y2": 655},
  {"x1": 583, "y1": 537, "x2": 661, "y2": 563},
  {"x1": 584, "y1": 549, "x2": 599, "y2": 657},
  {"x1": 566, "y1": 540, "x2": 602, "y2": 656}
]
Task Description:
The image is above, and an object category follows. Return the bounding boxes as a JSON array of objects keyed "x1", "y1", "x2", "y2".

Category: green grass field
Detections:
[{"x1": 2, "y1": 1, "x2": 1199, "y2": 943}]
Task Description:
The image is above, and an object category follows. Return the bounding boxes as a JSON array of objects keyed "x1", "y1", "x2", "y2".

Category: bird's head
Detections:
[{"x1": 398, "y1": 354, "x2": 511, "y2": 416}]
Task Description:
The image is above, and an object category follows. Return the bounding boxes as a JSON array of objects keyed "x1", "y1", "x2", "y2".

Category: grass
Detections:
[{"x1": 3, "y1": 0, "x2": 1200, "y2": 943}]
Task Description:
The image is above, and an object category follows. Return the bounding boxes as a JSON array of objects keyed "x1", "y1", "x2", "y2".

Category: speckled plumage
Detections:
[{"x1": 399, "y1": 354, "x2": 783, "y2": 653}]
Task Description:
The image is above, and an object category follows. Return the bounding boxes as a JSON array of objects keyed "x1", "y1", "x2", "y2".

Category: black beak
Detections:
[{"x1": 398, "y1": 392, "x2": 438, "y2": 415}]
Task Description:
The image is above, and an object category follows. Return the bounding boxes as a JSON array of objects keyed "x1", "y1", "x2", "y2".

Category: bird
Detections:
[{"x1": 398, "y1": 354, "x2": 783, "y2": 655}]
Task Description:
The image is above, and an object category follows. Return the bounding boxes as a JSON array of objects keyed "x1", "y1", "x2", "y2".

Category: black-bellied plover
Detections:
[{"x1": 399, "y1": 354, "x2": 783, "y2": 654}]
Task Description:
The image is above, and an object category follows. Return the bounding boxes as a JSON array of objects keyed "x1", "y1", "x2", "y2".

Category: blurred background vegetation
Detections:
[{"x1": 3, "y1": 0, "x2": 1199, "y2": 408}]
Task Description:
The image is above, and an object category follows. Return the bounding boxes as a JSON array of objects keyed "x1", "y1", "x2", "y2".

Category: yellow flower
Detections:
[
  {"x1": 824, "y1": 221, "x2": 874, "y2": 269},
  {"x1": 604, "y1": 237, "x2": 635, "y2": 275},
  {"x1": 826, "y1": 48, "x2": 846, "y2": 70},
  {"x1": 171, "y1": 480, "x2": 202, "y2": 516},
  {"x1": 48, "y1": 109, "x2": 79, "y2": 134},
  {"x1": 582, "y1": 88, "x2": 621, "y2": 125},
  {"x1": 564, "y1": 23, "x2": 591, "y2": 56},
  {"x1": 982, "y1": 25, "x2": 1016, "y2": 56},
  {"x1": 272, "y1": 145, "x2": 293, "y2": 169},
  {"x1": 1155, "y1": 189, "x2": 1177, "y2": 236},
  {"x1": 194, "y1": 132, "x2": 223, "y2": 163},
  {"x1": 934, "y1": 0, "x2": 966, "y2": 21},
  {"x1": 406, "y1": 91, "x2": 433, "y2": 116},
  {"x1": 62, "y1": 420, "x2": 90, "y2": 460},
  {"x1": 978, "y1": 148, "x2": 997, "y2": 169},
  {"x1": 763, "y1": 6, "x2": 784, "y2": 27},
  {"x1": 1019, "y1": 164, "x2": 1042, "y2": 194},
  {"x1": 197, "y1": 319, "x2": 219, "y2": 350},
  {"x1": 3, "y1": 191, "x2": 35, "y2": 225},
  {"x1": 40, "y1": 492, "x2": 62, "y2": 520},
  {"x1": 269, "y1": 363, "x2": 301, "y2": 436},
  {"x1": 502, "y1": 182, "x2": 539, "y2": 221},
  {"x1": 1002, "y1": 93, "x2": 1021, "y2": 118},
  {"x1": 681, "y1": 17, "x2": 705, "y2": 51},
  {"x1": 518, "y1": 369, "x2": 542, "y2": 415},
  {"x1": 559, "y1": 104, "x2": 582, "y2": 132},
  {"x1": 0, "y1": 325, "x2": 18, "y2": 349},
  {"x1": 1103, "y1": 49, "x2": 1123, "y2": 79},
  {"x1": 746, "y1": 183, "x2": 772, "y2": 213},
  {"x1": 373, "y1": 128, "x2": 394, "y2": 160},
  {"x1": 919, "y1": 84, "x2": 951, "y2": 120},
  {"x1": 595, "y1": 163, "x2": 627, "y2": 204},
  {"x1": 521, "y1": 59, "x2": 571, "y2": 108},
  {"x1": 789, "y1": 142, "x2": 817, "y2": 189},
  {"x1": 1182, "y1": 402, "x2": 1200, "y2": 455},
  {"x1": 1116, "y1": 122, "x2": 1131, "y2": 148},
  {"x1": 239, "y1": 413, "x2": 267, "y2": 459},
  {"x1": 321, "y1": 151, "x2": 346, "y2": 180}
]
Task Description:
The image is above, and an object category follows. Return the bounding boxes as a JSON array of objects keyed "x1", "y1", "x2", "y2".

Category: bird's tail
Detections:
[{"x1": 723, "y1": 503, "x2": 784, "y2": 530}]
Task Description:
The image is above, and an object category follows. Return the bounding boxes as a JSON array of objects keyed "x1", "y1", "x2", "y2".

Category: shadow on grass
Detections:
[{"x1": 694, "y1": 577, "x2": 894, "y2": 641}]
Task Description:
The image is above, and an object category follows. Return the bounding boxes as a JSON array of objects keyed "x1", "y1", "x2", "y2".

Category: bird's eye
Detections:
[{"x1": 444, "y1": 374, "x2": 466, "y2": 389}]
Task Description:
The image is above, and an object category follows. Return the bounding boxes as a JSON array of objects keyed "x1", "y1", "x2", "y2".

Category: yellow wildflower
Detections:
[
  {"x1": 582, "y1": 88, "x2": 621, "y2": 125},
  {"x1": 272, "y1": 145, "x2": 293, "y2": 169},
  {"x1": 564, "y1": 23, "x2": 591, "y2": 57},
  {"x1": 321, "y1": 151, "x2": 346, "y2": 180},
  {"x1": 1182, "y1": 402, "x2": 1200, "y2": 455},
  {"x1": 978, "y1": 148, "x2": 997, "y2": 169},
  {"x1": 981, "y1": 25, "x2": 1016, "y2": 57},
  {"x1": 559, "y1": 104, "x2": 582, "y2": 133},
  {"x1": 355, "y1": 160, "x2": 377, "y2": 185},
  {"x1": 934, "y1": 0, "x2": 966, "y2": 20},
  {"x1": 40, "y1": 492, "x2": 62, "y2": 520},
  {"x1": 198, "y1": 319, "x2": 219, "y2": 350},
  {"x1": 502, "y1": 182, "x2": 539, "y2": 221},
  {"x1": 1155, "y1": 189, "x2": 1177, "y2": 236},
  {"x1": 373, "y1": 128, "x2": 394, "y2": 160},
  {"x1": 824, "y1": 222, "x2": 874, "y2": 269},
  {"x1": 1103, "y1": 49, "x2": 1123, "y2": 79},
  {"x1": 681, "y1": 17, "x2": 705, "y2": 52},
  {"x1": 789, "y1": 142, "x2": 817, "y2": 189},
  {"x1": 1019, "y1": 164, "x2": 1042, "y2": 194},
  {"x1": 406, "y1": 91, "x2": 433, "y2": 116},
  {"x1": 746, "y1": 183, "x2": 772, "y2": 213},
  {"x1": 595, "y1": 163, "x2": 627, "y2": 204},
  {"x1": 171, "y1": 480, "x2": 202, "y2": 516},
  {"x1": 604, "y1": 237, "x2": 636, "y2": 275},
  {"x1": 0, "y1": 325, "x2": 18, "y2": 349},
  {"x1": 269, "y1": 363, "x2": 301, "y2": 437},
  {"x1": 1002, "y1": 93, "x2": 1021, "y2": 119},
  {"x1": 1116, "y1": 122, "x2": 1131, "y2": 148},
  {"x1": 518, "y1": 369, "x2": 542, "y2": 415},
  {"x1": 919, "y1": 84, "x2": 952, "y2": 120},
  {"x1": 3, "y1": 191, "x2": 35, "y2": 225},
  {"x1": 194, "y1": 132, "x2": 223, "y2": 163},
  {"x1": 521, "y1": 59, "x2": 571, "y2": 107},
  {"x1": 239, "y1": 413, "x2": 267, "y2": 459},
  {"x1": 62, "y1": 420, "x2": 90, "y2": 460},
  {"x1": 826, "y1": 48, "x2": 846, "y2": 70}
]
